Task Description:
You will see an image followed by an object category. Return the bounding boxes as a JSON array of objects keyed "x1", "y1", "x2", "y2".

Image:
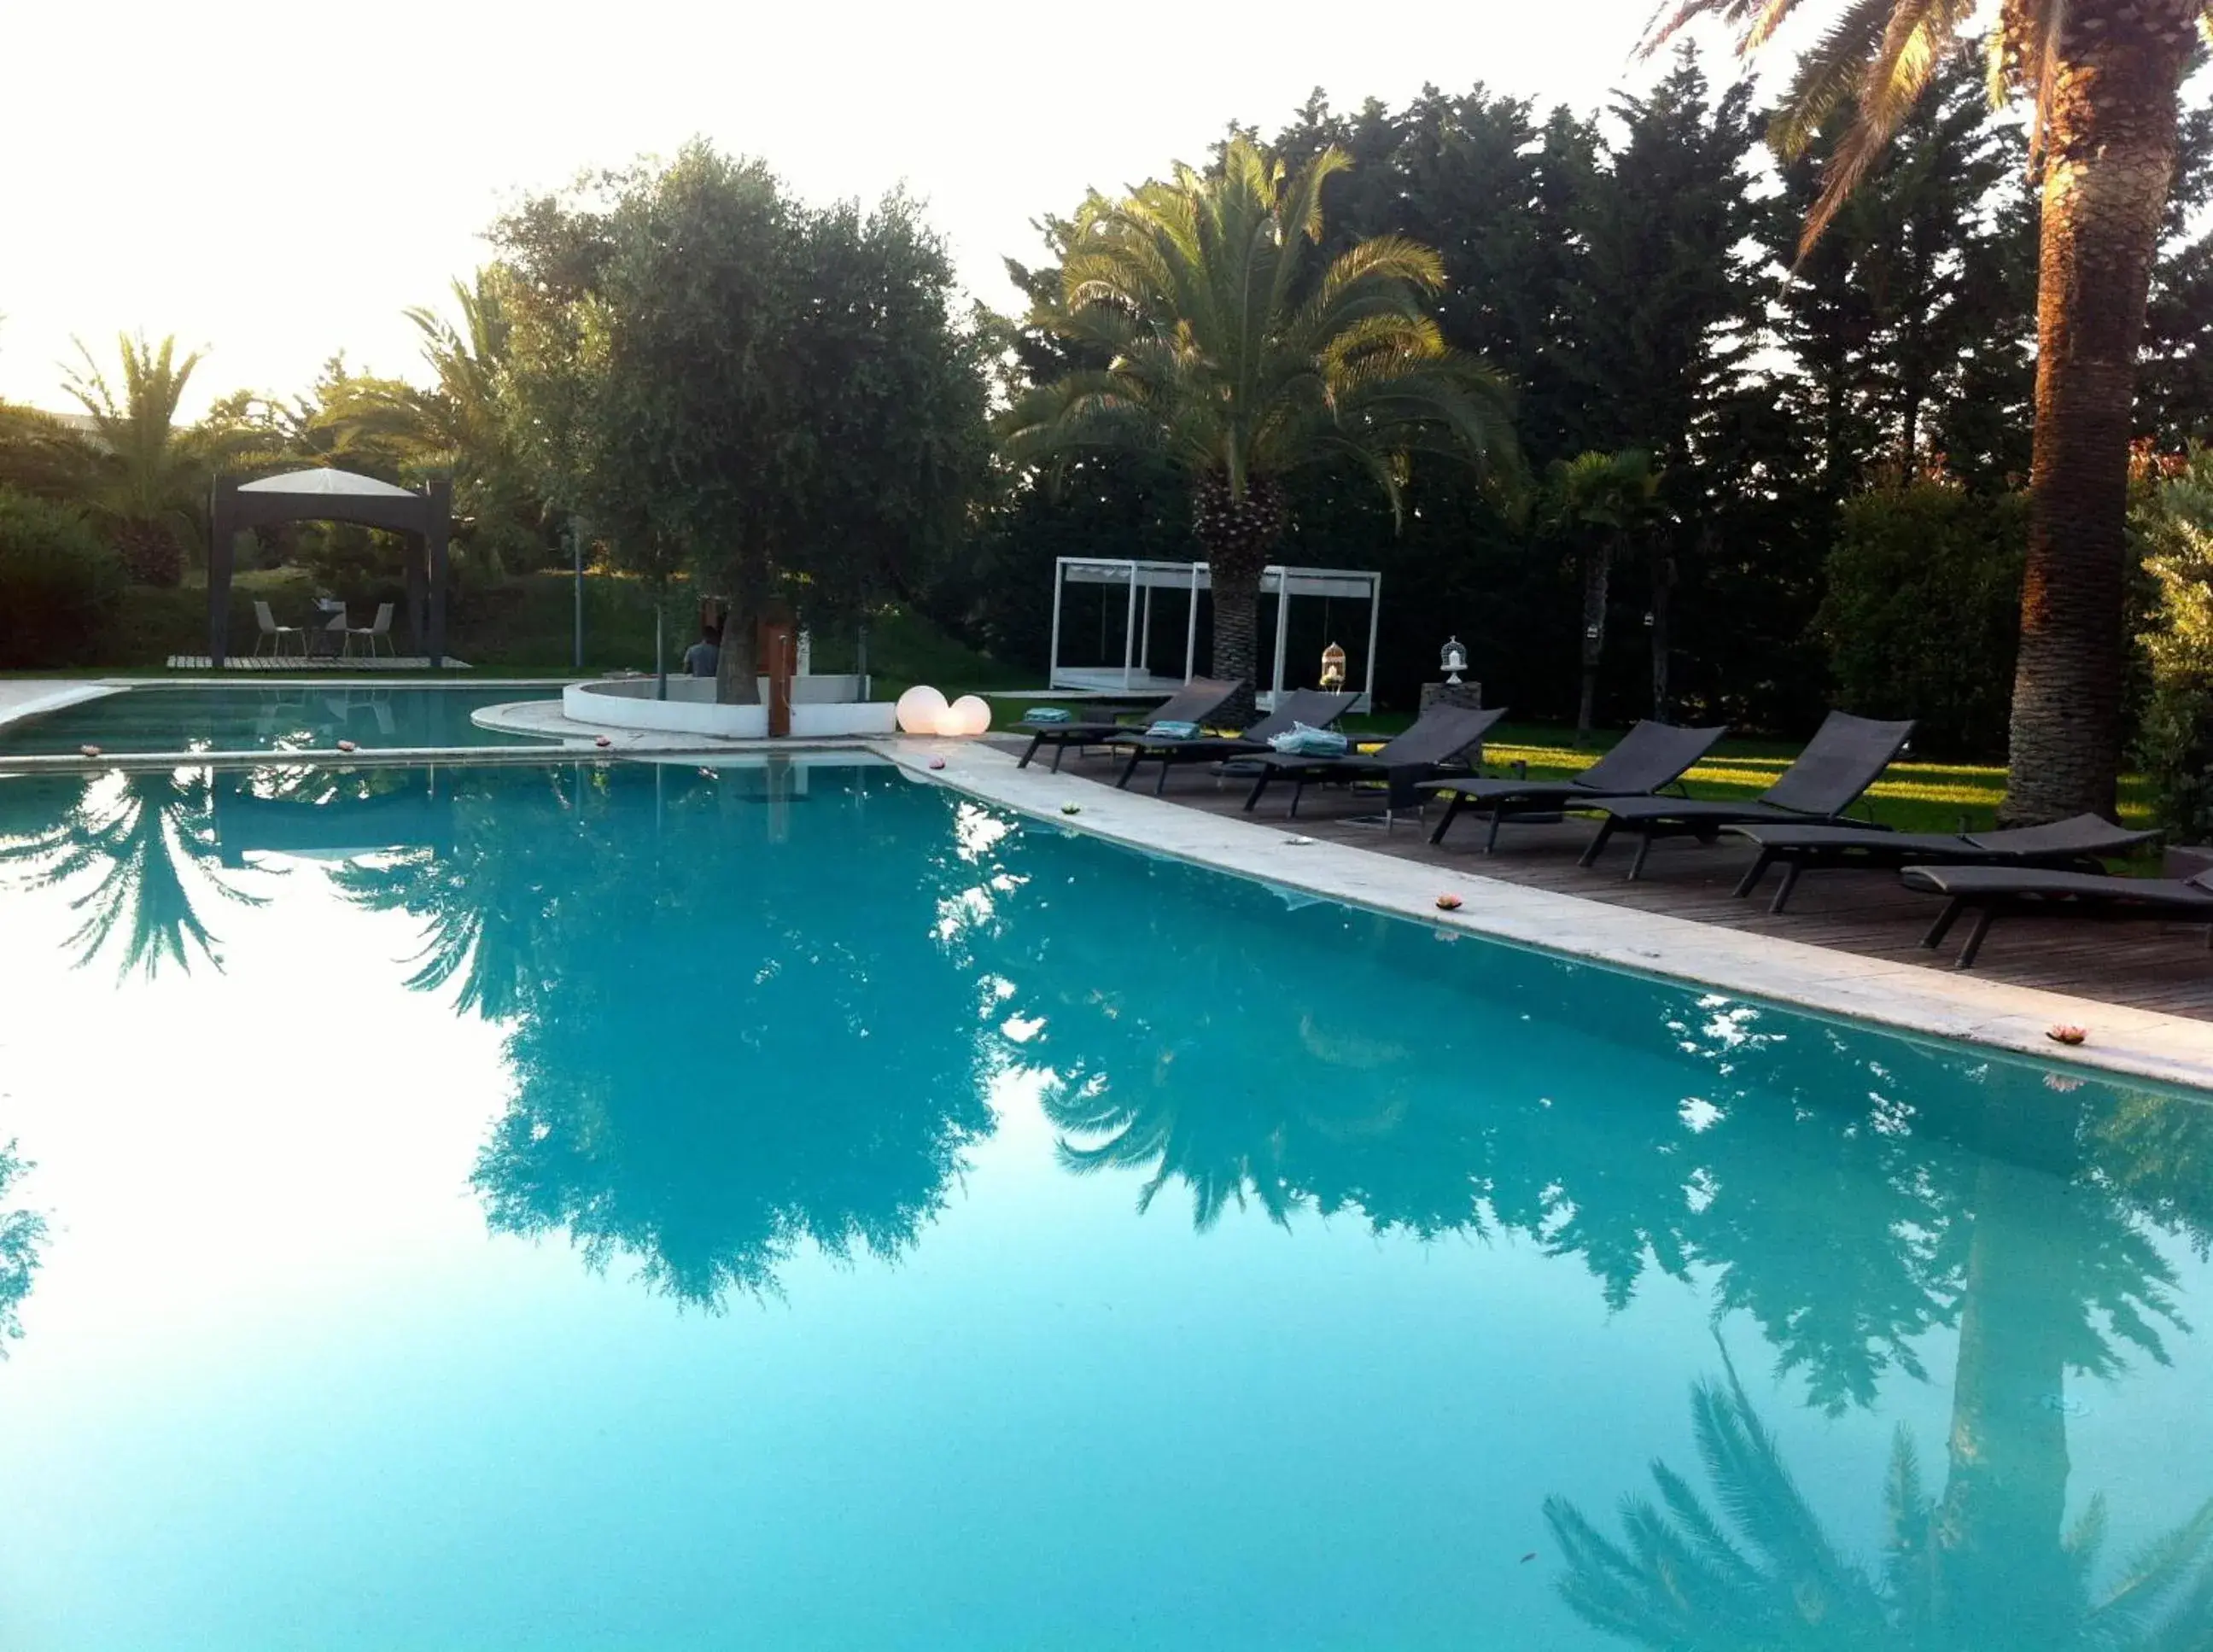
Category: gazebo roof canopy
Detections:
[{"x1": 240, "y1": 468, "x2": 416, "y2": 499}]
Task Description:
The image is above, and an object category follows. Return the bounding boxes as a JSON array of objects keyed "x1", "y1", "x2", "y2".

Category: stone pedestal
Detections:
[{"x1": 1418, "y1": 680, "x2": 1483, "y2": 715}]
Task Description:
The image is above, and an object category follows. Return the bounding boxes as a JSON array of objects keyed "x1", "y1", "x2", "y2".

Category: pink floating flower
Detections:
[
  {"x1": 1435, "y1": 893, "x2": 1463, "y2": 912},
  {"x1": 927, "y1": 757, "x2": 946, "y2": 770},
  {"x1": 79, "y1": 744, "x2": 101, "y2": 759},
  {"x1": 336, "y1": 739, "x2": 357, "y2": 753},
  {"x1": 2047, "y1": 1024, "x2": 2087, "y2": 1046},
  {"x1": 594, "y1": 734, "x2": 613, "y2": 749}
]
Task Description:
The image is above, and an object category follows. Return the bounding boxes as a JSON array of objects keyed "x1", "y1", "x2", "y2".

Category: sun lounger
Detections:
[
  {"x1": 1729, "y1": 814, "x2": 2159, "y2": 913},
  {"x1": 1241, "y1": 704, "x2": 1507, "y2": 822},
  {"x1": 1418, "y1": 720, "x2": 1728, "y2": 852},
  {"x1": 1111, "y1": 690, "x2": 1359, "y2": 793},
  {"x1": 1902, "y1": 862, "x2": 2213, "y2": 968},
  {"x1": 1574, "y1": 711, "x2": 1916, "y2": 881},
  {"x1": 1013, "y1": 678, "x2": 1237, "y2": 772}
]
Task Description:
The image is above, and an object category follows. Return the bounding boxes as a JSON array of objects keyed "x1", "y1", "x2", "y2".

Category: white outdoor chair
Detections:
[
  {"x1": 252, "y1": 600, "x2": 307, "y2": 657},
  {"x1": 345, "y1": 603, "x2": 395, "y2": 658}
]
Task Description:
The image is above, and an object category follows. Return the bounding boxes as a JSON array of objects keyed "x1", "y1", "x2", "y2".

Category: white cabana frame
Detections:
[{"x1": 1047, "y1": 557, "x2": 1381, "y2": 712}]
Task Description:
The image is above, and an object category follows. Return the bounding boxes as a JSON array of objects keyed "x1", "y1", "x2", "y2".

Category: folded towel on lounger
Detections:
[{"x1": 1269, "y1": 723, "x2": 1350, "y2": 757}]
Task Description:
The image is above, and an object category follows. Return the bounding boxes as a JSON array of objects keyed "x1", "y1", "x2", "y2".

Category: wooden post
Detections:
[
  {"x1": 762, "y1": 620, "x2": 794, "y2": 737},
  {"x1": 207, "y1": 477, "x2": 237, "y2": 666}
]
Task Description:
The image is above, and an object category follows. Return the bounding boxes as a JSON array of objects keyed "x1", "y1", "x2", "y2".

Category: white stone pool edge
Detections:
[
  {"x1": 873, "y1": 735, "x2": 2213, "y2": 1095},
  {"x1": 0, "y1": 681, "x2": 126, "y2": 732}
]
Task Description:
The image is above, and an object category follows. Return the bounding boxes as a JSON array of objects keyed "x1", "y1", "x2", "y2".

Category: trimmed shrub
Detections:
[
  {"x1": 114, "y1": 520, "x2": 185, "y2": 587},
  {"x1": 1814, "y1": 482, "x2": 2027, "y2": 759},
  {"x1": 0, "y1": 488, "x2": 126, "y2": 667}
]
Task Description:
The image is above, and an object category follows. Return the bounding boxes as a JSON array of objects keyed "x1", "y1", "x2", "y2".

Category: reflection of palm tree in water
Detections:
[
  {"x1": 338, "y1": 765, "x2": 1014, "y2": 1307},
  {"x1": 0, "y1": 1141, "x2": 47, "y2": 1356},
  {"x1": 0, "y1": 769, "x2": 269, "y2": 977},
  {"x1": 1544, "y1": 1083, "x2": 2213, "y2": 1649}
]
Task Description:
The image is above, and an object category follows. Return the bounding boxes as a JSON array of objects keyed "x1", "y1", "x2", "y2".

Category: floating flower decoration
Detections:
[
  {"x1": 927, "y1": 756, "x2": 946, "y2": 770},
  {"x1": 1435, "y1": 893, "x2": 1463, "y2": 911},
  {"x1": 79, "y1": 744, "x2": 101, "y2": 759},
  {"x1": 336, "y1": 739, "x2": 357, "y2": 754},
  {"x1": 594, "y1": 734, "x2": 613, "y2": 748},
  {"x1": 1061, "y1": 803, "x2": 1082, "y2": 815},
  {"x1": 2047, "y1": 1024, "x2": 2087, "y2": 1046}
]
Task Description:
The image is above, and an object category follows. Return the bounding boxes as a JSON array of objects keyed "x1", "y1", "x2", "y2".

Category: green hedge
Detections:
[
  {"x1": 0, "y1": 489, "x2": 126, "y2": 667},
  {"x1": 2134, "y1": 452, "x2": 2213, "y2": 841},
  {"x1": 1814, "y1": 483, "x2": 2027, "y2": 759}
]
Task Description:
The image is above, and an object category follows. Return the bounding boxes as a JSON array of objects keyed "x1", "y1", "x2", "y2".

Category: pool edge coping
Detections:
[
  {"x1": 0, "y1": 681, "x2": 127, "y2": 734},
  {"x1": 868, "y1": 735, "x2": 2213, "y2": 1095}
]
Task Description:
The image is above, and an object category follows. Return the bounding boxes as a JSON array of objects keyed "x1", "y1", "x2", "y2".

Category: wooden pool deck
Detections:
[{"x1": 1013, "y1": 743, "x2": 2213, "y2": 1023}]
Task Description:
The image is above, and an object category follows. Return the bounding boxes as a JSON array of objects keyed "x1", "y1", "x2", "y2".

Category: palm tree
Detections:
[
  {"x1": 0, "y1": 770, "x2": 270, "y2": 978},
  {"x1": 1544, "y1": 449, "x2": 1664, "y2": 738},
  {"x1": 1546, "y1": 1348, "x2": 2213, "y2": 1649},
  {"x1": 998, "y1": 137, "x2": 1519, "y2": 721},
  {"x1": 61, "y1": 332, "x2": 217, "y2": 585},
  {"x1": 0, "y1": 400, "x2": 96, "y2": 502},
  {"x1": 318, "y1": 269, "x2": 541, "y2": 575},
  {"x1": 1645, "y1": 1, "x2": 2204, "y2": 821}
]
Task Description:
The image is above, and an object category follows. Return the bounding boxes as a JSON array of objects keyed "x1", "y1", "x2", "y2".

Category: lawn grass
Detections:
[
  {"x1": 1382, "y1": 717, "x2": 2152, "y2": 836},
  {"x1": 982, "y1": 699, "x2": 2152, "y2": 838}
]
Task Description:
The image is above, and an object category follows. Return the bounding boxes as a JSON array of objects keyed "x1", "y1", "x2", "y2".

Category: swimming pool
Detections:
[
  {"x1": 0, "y1": 684, "x2": 550, "y2": 754},
  {"x1": 0, "y1": 757, "x2": 2208, "y2": 1647}
]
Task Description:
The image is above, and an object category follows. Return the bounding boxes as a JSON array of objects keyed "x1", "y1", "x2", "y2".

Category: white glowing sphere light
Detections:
[
  {"x1": 949, "y1": 695, "x2": 992, "y2": 736},
  {"x1": 896, "y1": 684, "x2": 949, "y2": 734}
]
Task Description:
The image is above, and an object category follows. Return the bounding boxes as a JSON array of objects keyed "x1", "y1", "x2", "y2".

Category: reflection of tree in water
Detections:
[
  {"x1": 0, "y1": 1141, "x2": 47, "y2": 1355},
  {"x1": 1543, "y1": 1059, "x2": 2213, "y2": 1649},
  {"x1": 344, "y1": 763, "x2": 1018, "y2": 1307},
  {"x1": 0, "y1": 769, "x2": 271, "y2": 977}
]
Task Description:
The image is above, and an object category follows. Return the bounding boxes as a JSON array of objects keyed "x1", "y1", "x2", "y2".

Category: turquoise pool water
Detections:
[
  {"x1": 0, "y1": 758, "x2": 2209, "y2": 1648},
  {"x1": 0, "y1": 685, "x2": 546, "y2": 754}
]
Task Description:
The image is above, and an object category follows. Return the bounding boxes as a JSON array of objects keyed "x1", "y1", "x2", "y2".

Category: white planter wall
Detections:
[{"x1": 562, "y1": 678, "x2": 896, "y2": 738}]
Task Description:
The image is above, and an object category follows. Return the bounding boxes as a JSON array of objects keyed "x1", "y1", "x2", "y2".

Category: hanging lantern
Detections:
[
  {"x1": 1439, "y1": 637, "x2": 1468, "y2": 685},
  {"x1": 1320, "y1": 641, "x2": 1346, "y2": 689}
]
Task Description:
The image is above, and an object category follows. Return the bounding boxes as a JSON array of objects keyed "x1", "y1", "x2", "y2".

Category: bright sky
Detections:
[{"x1": 1, "y1": 0, "x2": 1694, "y2": 417}]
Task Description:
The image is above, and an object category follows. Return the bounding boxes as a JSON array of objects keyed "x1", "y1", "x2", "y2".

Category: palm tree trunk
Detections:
[
  {"x1": 1936, "y1": 1154, "x2": 2076, "y2": 1645},
  {"x1": 1577, "y1": 544, "x2": 1611, "y2": 740},
  {"x1": 2001, "y1": 23, "x2": 2192, "y2": 823},
  {"x1": 1193, "y1": 472, "x2": 1287, "y2": 727}
]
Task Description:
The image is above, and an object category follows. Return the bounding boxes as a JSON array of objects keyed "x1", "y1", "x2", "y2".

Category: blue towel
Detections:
[
  {"x1": 1147, "y1": 720, "x2": 1201, "y2": 740},
  {"x1": 1269, "y1": 723, "x2": 1349, "y2": 757},
  {"x1": 1024, "y1": 707, "x2": 1075, "y2": 725}
]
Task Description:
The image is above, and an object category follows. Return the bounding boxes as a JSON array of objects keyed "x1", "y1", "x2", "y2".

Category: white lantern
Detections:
[
  {"x1": 1439, "y1": 637, "x2": 1468, "y2": 685},
  {"x1": 896, "y1": 685, "x2": 948, "y2": 734},
  {"x1": 931, "y1": 703, "x2": 966, "y2": 736},
  {"x1": 949, "y1": 694, "x2": 992, "y2": 736}
]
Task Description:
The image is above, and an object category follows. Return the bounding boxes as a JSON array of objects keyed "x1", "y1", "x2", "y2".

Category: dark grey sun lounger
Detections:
[
  {"x1": 1112, "y1": 690, "x2": 1359, "y2": 793},
  {"x1": 1574, "y1": 711, "x2": 1916, "y2": 881},
  {"x1": 1728, "y1": 814, "x2": 2160, "y2": 913},
  {"x1": 1241, "y1": 704, "x2": 1508, "y2": 821},
  {"x1": 1417, "y1": 720, "x2": 1728, "y2": 852},
  {"x1": 1903, "y1": 863, "x2": 2213, "y2": 968},
  {"x1": 1014, "y1": 678, "x2": 1237, "y2": 772}
]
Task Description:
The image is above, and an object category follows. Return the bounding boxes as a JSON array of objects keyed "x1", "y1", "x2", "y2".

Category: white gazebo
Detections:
[{"x1": 1047, "y1": 557, "x2": 1381, "y2": 712}]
